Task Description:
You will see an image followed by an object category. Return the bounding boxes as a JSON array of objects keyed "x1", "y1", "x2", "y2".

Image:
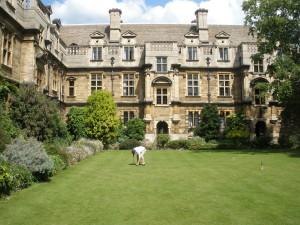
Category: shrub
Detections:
[
  {"x1": 124, "y1": 118, "x2": 145, "y2": 141},
  {"x1": 0, "y1": 161, "x2": 13, "y2": 196},
  {"x1": 156, "y1": 134, "x2": 170, "y2": 149},
  {"x1": 50, "y1": 155, "x2": 67, "y2": 174},
  {"x1": 0, "y1": 105, "x2": 20, "y2": 139},
  {"x1": 0, "y1": 161, "x2": 33, "y2": 197},
  {"x1": 61, "y1": 138, "x2": 103, "y2": 165},
  {"x1": 0, "y1": 128, "x2": 11, "y2": 153},
  {"x1": 2, "y1": 138, "x2": 54, "y2": 181},
  {"x1": 119, "y1": 139, "x2": 141, "y2": 150},
  {"x1": 289, "y1": 134, "x2": 300, "y2": 149},
  {"x1": 85, "y1": 91, "x2": 120, "y2": 146},
  {"x1": 166, "y1": 139, "x2": 189, "y2": 149},
  {"x1": 195, "y1": 104, "x2": 220, "y2": 141},
  {"x1": 187, "y1": 137, "x2": 217, "y2": 150},
  {"x1": 67, "y1": 107, "x2": 87, "y2": 140},
  {"x1": 9, "y1": 83, "x2": 68, "y2": 141},
  {"x1": 251, "y1": 136, "x2": 272, "y2": 149}
]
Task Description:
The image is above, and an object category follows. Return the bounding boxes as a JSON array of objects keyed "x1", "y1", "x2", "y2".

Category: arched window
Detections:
[{"x1": 251, "y1": 78, "x2": 269, "y2": 105}]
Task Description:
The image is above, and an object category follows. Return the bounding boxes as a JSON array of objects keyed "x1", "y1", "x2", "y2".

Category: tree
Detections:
[
  {"x1": 195, "y1": 104, "x2": 220, "y2": 141},
  {"x1": 85, "y1": 90, "x2": 120, "y2": 146},
  {"x1": 66, "y1": 107, "x2": 86, "y2": 140},
  {"x1": 224, "y1": 113, "x2": 250, "y2": 143},
  {"x1": 243, "y1": 0, "x2": 300, "y2": 143},
  {"x1": 124, "y1": 118, "x2": 145, "y2": 141},
  {"x1": 10, "y1": 83, "x2": 68, "y2": 141}
]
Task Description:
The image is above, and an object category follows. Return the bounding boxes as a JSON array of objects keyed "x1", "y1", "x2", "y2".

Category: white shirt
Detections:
[{"x1": 133, "y1": 146, "x2": 146, "y2": 156}]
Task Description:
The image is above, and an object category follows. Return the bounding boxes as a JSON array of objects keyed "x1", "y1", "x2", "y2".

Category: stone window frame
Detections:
[
  {"x1": 123, "y1": 46, "x2": 134, "y2": 61},
  {"x1": 186, "y1": 73, "x2": 200, "y2": 96},
  {"x1": 1, "y1": 30, "x2": 14, "y2": 67},
  {"x1": 187, "y1": 46, "x2": 198, "y2": 61},
  {"x1": 218, "y1": 73, "x2": 232, "y2": 97},
  {"x1": 122, "y1": 73, "x2": 135, "y2": 96},
  {"x1": 156, "y1": 56, "x2": 168, "y2": 73},
  {"x1": 91, "y1": 46, "x2": 102, "y2": 61},
  {"x1": 156, "y1": 87, "x2": 168, "y2": 105},
  {"x1": 253, "y1": 58, "x2": 264, "y2": 73},
  {"x1": 218, "y1": 47, "x2": 229, "y2": 62},
  {"x1": 123, "y1": 111, "x2": 135, "y2": 124},
  {"x1": 52, "y1": 69, "x2": 58, "y2": 92},
  {"x1": 187, "y1": 110, "x2": 200, "y2": 128},
  {"x1": 91, "y1": 73, "x2": 102, "y2": 93},
  {"x1": 67, "y1": 77, "x2": 76, "y2": 97},
  {"x1": 254, "y1": 86, "x2": 266, "y2": 105}
]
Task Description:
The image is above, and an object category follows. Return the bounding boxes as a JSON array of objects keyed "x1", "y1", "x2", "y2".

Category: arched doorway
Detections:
[
  {"x1": 157, "y1": 121, "x2": 169, "y2": 134},
  {"x1": 255, "y1": 121, "x2": 266, "y2": 137}
]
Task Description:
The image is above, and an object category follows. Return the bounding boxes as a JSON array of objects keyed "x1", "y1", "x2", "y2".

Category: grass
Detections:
[{"x1": 1, "y1": 150, "x2": 300, "y2": 225}]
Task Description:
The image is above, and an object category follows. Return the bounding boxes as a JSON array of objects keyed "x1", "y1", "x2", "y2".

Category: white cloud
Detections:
[{"x1": 51, "y1": 0, "x2": 245, "y2": 25}]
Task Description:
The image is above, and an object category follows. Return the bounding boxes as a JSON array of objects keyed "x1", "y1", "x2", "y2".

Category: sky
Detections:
[{"x1": 41, "y1": 0, "x2": 245, "y2": 25}]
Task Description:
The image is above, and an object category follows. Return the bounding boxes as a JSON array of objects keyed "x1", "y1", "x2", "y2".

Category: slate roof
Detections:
[{"x1": 60, "y1": 24, "x2": 256, "y2": 46}]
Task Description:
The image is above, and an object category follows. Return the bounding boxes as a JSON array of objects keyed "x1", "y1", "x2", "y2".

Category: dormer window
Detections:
[
  {"x1": 68, "y1": 43, "x2": 79, "y2": 55},
  {"x1": 254, "y1": 59, "x2": 264, "y2": 73},
  {"x1": 157, "y1": 57, "x2": 167, "y2": 72},
  {"x1": 187, "y1": 47, "x2": 197, "y2": 61},
  {"x1": 91, "y1": 47, "x2": 102, "y2": 61},
  {"x1": 219, "y1": 47, "x2": 229, "y2": 61},
  {"x1": 123, "y1": 46, "x2": 134, "y2": 61}
]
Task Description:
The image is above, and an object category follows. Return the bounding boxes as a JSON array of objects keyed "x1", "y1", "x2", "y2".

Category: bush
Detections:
[
  {"x1": 67, "y1": 107, "x2": 86, "y2": 140},
  {"x1": 187, "y1": 137, "x2": 218, "y2": 150},
  {"x1": 9, "y1": 83, "x2": 68, "y2": 141},
  {"x1": 166, "y1": 139, "x2": 189, "y2": 149},
  {"x1": 156, "y1": 134, "x2": 170, "y2": 149},
  {"x1": 251, "y1": 136, "x2": 272, "y2": 149},
  {"x1": 195, "y1": 104, "x2": 220, "y2": 141},
  {"x1": 124, "y1": 118, "x2": 145, "y2": 141},
  {"x1": 0, "y1": 160, "x2": 33, "y2": 197},
  {"x1": 0, "y1": 128, "x2": 11, "y2": 153},
  {"x1": 289, "y1": 134, "x2": 300, "y2": 149},
  {"x1": 85, "y1": 90, "x2": 120, "y2": 146},
  {"x1": 119, "y1": 139, "x2": 141, "y2": 150},
  {"x1": 50, "y1": 155, "x2": 67, "y2": 174},
  {"x1": 61, "y1": 138, "x2": 103, "y2": 165},
  {"x1": 2, "y1": 137, "x2": 54, "y2": 181}
]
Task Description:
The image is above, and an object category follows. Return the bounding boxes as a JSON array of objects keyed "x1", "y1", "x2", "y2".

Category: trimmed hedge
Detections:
[{"x1": 119, "y1": 139, "x2": 141, "y2": 150}]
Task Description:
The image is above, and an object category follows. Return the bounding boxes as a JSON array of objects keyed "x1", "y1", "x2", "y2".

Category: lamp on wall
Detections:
[
  {"x1": 111, "y1": 57, "x2": 115, "y2": 96},
  {"x1": 206, "y1": 57, "x2": 211, "y2": 103}
]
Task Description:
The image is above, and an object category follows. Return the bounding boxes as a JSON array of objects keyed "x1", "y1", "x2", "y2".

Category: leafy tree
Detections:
[
  {"x1": 224, "y1": 113, "x2": 250, "y2": 142},
  {"x1": 0, "y1": 78, "x2": 17, "y2": 103},
  {"x1": 9, "y1": 83, "x2": 68, "y2": 141},
  {"x1": 85, "y1": 90, "x2": 120, "y2": 146},
  {"x1": 195, "y1": 104, "x2": 220, "y2": 141},
  {"x1": 66, "y1": 107, "x2": 86, "y2": 140},
  {"x1": 243, "y1": 0, "x2": 300, "y2": 142},
  {"x1": 124, "y1": 118, "x2": 145, "y2": 141}
]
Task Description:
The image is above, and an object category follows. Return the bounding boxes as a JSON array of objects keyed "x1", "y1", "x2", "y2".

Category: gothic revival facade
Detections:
[{"x1": 0, "y1": 0, "x2": 282, "y2": 142}]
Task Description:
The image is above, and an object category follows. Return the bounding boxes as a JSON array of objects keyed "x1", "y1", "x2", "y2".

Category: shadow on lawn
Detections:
[{"x1": 190, "y1": 148, "x2": 300, "y2": 157}]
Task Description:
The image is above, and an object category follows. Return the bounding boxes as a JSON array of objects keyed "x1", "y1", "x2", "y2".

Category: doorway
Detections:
[
  {"x1": 157, "y1": 121, "x2": 169, "y2": 134},
  {"x1": 255, "y1": 121, "x2": 266, "y2": 137}
]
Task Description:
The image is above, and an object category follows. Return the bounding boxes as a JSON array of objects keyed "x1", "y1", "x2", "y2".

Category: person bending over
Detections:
[{"x1": 132, "y1": 146, "x2": 147, "y2": 166}]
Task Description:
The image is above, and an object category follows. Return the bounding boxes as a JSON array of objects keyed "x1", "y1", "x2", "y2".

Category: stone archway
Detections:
[
  {"x1": 157, "y1": 121, "x2": 169, "y2": 134},
  {"x1": 255, "y1": 121, "x2": 266, "y2": 137}
]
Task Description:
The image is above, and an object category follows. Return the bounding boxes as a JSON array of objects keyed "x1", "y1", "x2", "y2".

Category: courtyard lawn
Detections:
[{"x1": 1, "y1": 150, "x2": 300, "y2": 225}]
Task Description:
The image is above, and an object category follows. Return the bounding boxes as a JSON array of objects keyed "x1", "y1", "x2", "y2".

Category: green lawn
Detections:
[{"x1": 1, "y1": 150, "x2": 300, "y2": 225}]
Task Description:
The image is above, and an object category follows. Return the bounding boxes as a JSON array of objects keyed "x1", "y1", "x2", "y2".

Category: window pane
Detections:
[
  {"x1": 163, "y1": 96, "x2": 168, "y2": 104},
  {"x1": 163, "y1": 89, "x2": 167, "y2": 94},
  {"x1": 194, "y1": 87, "x2": 199, "y2": 96},
  {"x1": 157, "y1": 96, "x2": 161, "y2": 104},
  {"x1": 188, "y1": 87, "x2": 193, "y2": 96},
  {"x1": 220, "y1": 88, "x2": 224, "y2": 96}
]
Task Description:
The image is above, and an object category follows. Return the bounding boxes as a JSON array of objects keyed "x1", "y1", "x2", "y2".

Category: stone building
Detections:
[{"x1": 0, "y1": 1, "x2": 282, "y2": 142}]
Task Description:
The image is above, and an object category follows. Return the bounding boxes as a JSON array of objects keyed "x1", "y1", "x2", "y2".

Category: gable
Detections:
[
  {"x1": 122, "y1": 30, "x2": 137, "y2": 38},
  {"x1": 184, "y1": 31, "x2": 199, "y2": 38},
  {"x1": 90, "y1": 31, "x2": 105, "y2": 39},
  {"x1": 215, "y1": 31, "x2": 230, "y2": 39}
]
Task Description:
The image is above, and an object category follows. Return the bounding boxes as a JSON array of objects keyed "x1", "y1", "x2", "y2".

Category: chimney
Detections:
[
  {"x1": 109, "y1": 8, "x2": 122, "y2": 43},
  {"x1": 195, "y1": 8, "x2": 208, "y2": 42}
]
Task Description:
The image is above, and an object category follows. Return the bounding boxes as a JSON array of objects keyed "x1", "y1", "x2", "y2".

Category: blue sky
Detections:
[{"x1": 44, "y1": 0, "x2": 244, "y2": 25}]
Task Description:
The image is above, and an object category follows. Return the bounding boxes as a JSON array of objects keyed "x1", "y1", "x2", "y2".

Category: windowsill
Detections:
[
  {"x1": 254, "y1": 104, "x2": 268, "y2": 107},
  {"x1": 156, "y1": 71, "x2": 168, "y2": 74},
  {"x1": 186, "y1": 60, "x2": 199, "y2": 62},
  {"x1": 155, "y1": 104, "x2": 170, "y2": 107},
  {"x1": 90, "y1": 59, "x2": 103, "y2": 62},
  {"x1": 217, "y1": 60, "x2": 230, "y2": 62},
  {"x1": 217, "y1": 95, "x2": 232, "y2": 98},
  {"x1": 121, "y1": 95, "x2": 137, "y2": 97},
  {"x1": 253, "y1": 72, "x2": 265, "y2": 75},
  {"x1": 67, "y1": 95, "x2": 76, "y2": 98},
  {"x1": 122, "y1": 59, "x2": 135, "y2": 62},
  {"x1": 185, "y1": 95, "x2": 201, "y2": 97}
]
